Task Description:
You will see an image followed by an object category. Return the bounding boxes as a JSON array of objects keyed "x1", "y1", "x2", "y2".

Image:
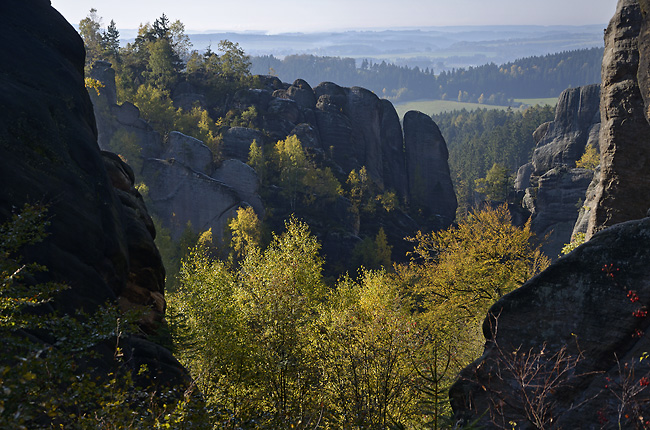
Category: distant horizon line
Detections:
[{"x1": 91, "y1": 23, "x2": 607, "y2": 38}]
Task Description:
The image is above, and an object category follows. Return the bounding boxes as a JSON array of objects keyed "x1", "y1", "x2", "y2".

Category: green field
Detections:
[
  {"x1": 393, "y1": 97, "x2": 558, "y2": 119},
  {"x1": 394, "y1": 100, "x2": 513, "y2": 118},
  {"x1": 514, "y1": 97, "x2": 558, "y2": 107}
]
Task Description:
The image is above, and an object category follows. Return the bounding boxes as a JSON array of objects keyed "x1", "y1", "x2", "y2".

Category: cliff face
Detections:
[
  {"x1": 516, "y1": 85, "x2": 600, "y2": 259},
  {"x1": 90, "y1": 66, "x2": 457, "y2": 264},
  {"x1": 274, "y1": 79, "x2": 457, "y2": 222},
  {"x1": 0, "y1": 0, "x2": 186, "y2": 385},
  {"x1": 587, "y1": 0, "x2": 650, "y2": 237},
  {"x1": 451, "y1": 1, "x2": 650, "y2": 427}
]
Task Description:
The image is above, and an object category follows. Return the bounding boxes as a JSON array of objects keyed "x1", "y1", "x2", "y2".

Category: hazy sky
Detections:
[{"x1": 51, "y1": 0, "x2": 617, "y2": 33}]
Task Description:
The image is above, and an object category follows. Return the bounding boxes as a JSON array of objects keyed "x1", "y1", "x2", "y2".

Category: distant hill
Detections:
[
  {"x1": 119, "y1": 25, "x2": 605, "y2": 71},
  {"x1": 251, "y1": 47, "x2": 603, "y2": 104}
]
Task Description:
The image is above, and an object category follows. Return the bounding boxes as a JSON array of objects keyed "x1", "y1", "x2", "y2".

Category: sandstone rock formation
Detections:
[
  {"x1": 88, "y1": 67, "x2": 264, "y2": 241},
  {"x1": 90, "y1": 62, "x2": 457, "y2": 249},
  {"x1": 0, "y1": 0, "x2": 187, "y2": 386},
  {"x1": 228, "y1": 79, "x2": 458, "y2": 222},
  {"x1": 452, "y1": 1, "x2": 650, "y2": 426},
  {"x1": 451, "y1": 216, "x2": 650, "y2": 428},
  {"x1": 516, "y1": 85, "x2": 601, "y2": 258},
  {"x1": 403, "y1": 111, "x2": 457, "y2": 223},
  {"x1": 587, "y1": 0, "x2": 650, "y2": 237}
]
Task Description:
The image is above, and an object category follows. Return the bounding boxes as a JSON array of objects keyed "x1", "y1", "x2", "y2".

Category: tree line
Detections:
[{"x1": 251, "y1": 48, "x2": 603, "y2": 104}]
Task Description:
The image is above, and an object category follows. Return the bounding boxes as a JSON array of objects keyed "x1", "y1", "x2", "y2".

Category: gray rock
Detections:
[
  {"x1": 90, "y1": 60, "x2": 117, "y2": 105},
  {"x1": 212, "y1": 159, "x2": 264, "y2": 216},
  {"x1": 531, "y1": 84, "x2": 601, "y2": 174},
  {"x1": 141, "y1": 158, "x2": 243, "y2": 241},
  {"x1": 289, "y1": 123, "x2": 321, "y2": 150},
  {"x1": 273, "y1": 79, "x2": 317, "y2": 109},
  {"x1": 518, "y1": 84, "x2": 601, "y2": 261},
  {"x1": 588, "y1": 0, "x2": 650, "y2": 237},
  {"x1": 0, "y1": 0, "x2": 188, "y2": 389},
  {"x1": 403, "y1": 111, "x2": 457, "y2": 222},
  {"x1": 162, "y1": 131, "x2": 214, "y2": 174},
  {"x1": 452, "y1": 3, "x2": 650, "y2": 427},
  {"x1": 346, "y1": 87, "x2": 384, "y2": 187},
  {"x1": 379, "y1": 99, "x2": 408, "y2": 199},
  {"x1": 572, "y1": 165, "x2": 601, "y2": 238},
  {"x1": 451, "y1": 215, "x2": 650, "y2": 429},
  {"x1": 89, "y1": 63, "x2": 163, "y2": 164},
  {"x1": 222, "y1": 127, "x2": 266, "y2": 162},
  {"x1": 515, "y1": 162, "x2": 534, "y2": 192},
  {"x1": 527, "y1": 167, "x2": 595, "y2": 258}
]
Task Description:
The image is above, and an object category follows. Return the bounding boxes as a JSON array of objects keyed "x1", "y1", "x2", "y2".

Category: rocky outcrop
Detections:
[
  {"x1": 89, "y1": 68, "x2": 264, "y2": 240},
  {"x1": 89, "y1": 61, "x2": 163, "y2": 161},
  {"x1": 451, "y1": 216, "x2": 650, "y2": 428},
  {"x1": 403, "y1": 111, "x2": 457, "y2": 223},
  {"x1": 517, "y1": 85, "x2": 601, "y2": 258},
  {"x1": 587, "y1": 0, "x2": 650, "y2": 237},
  {"x1": 0, "y1": 0, "x2": 187, "y2": 386},
  {"x1": 452, "y1": 2, "x2": 650, "y2": 427},
  {"x1": 531, "y1": 84, "x2": 601, "y2": 174},
  {"x1": 229, "y1": 78, "x2": 456, "y2": 221},
  {"x1": 523, "y1": 166, "x2": 595, "y2": 257}
]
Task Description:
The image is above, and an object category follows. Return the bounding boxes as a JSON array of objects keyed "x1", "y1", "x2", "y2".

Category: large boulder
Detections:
[
  {"x1": 162, "y1": 131, "x2": 214, "y2": 174},
  {"x1": 451, "y1": 216, "x2": 650, "y2": 428},
  {"x1": 141, "y1": 158, "x2": 243, "y2": 241},
  {"x1": 222, "y1": 126, "x2": 266, "y2": 162},
  {"x1": 403, "y1": 111, "x2": 457, "y2": 223},
  {"x1": 212, "y1": 159, "x2": 265, "y2": 216},
  {"x1": 523, "y1": 166, "x2": 595, "y2": 258}
]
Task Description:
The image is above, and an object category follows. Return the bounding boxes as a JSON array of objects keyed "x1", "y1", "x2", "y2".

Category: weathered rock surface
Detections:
[
  {"x1": 523, "y1": 166, "x2": 595, "y2": 258},
  {"x1": 89, "y1": 62, "x2": 163, "y2": 163},
  {"x1": 212, "y1": 159, "x2": 265, "y2": 216},
  {"x1": 531, "y1": 85, "x2": 601, "y2": 174},
  {"x1": 162, "y1": 131, "x2": 214, "y2": 174},
  {"x1": 403, "y1": 111, "x2": 457, "y2": 223},
  {"x1": 142, "y1": 159, "x2": 242, "y2": 241},
  {"x1": 518, "y1": 85, "x2": 601, "y2": 259},
  {"x1": 0, "y1": 0, "x2": 187, "y2": 386},
  {"x1": 587, "y1": 0, "x2": 650, "y2": 237},
  {"x1": 222, "y1": 126, "x2": 266, "y2": 162},
  {"x1": 89, "y1": 69, "x2": 265, "y2": 240},
  {"x1": 90, "y1": 62, "x2": 458, "y2": 262},
  {"x1": 451, "y1": 216, "x2": 650, "y2": 429},
  {"x1": 452, "y1": 2, "x2": 650, "y2": 427}
]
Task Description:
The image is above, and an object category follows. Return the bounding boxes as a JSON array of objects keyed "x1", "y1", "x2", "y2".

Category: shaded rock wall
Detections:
[
  {"x1": 244, "y1": 79, "x2": 457, "y2": 221},
  {"x1": 403, "y1": 111, "x2": 457, "y2": 223},
  {"x1": 517, "y1": 85, "x2": 601, "y2": 259},
  {"x1": 587, "y1": 0, "x2": 650, "y2": 237},
  {"x1": 0, "y1": 0, "x2": 187, "y2": 385}
]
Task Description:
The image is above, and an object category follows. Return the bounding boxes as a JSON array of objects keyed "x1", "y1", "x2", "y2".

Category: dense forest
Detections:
[
  {"x1": 251, "y1": 48, "x2": 603, "y2": 104},
  {"x1": 435, "y1": 106, "x2": 556, "y2": 216}
]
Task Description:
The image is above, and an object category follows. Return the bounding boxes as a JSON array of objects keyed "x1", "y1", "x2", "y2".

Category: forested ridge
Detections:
[{"x1": 251, "y1": 47, "x2": 603, "y2": 104}]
